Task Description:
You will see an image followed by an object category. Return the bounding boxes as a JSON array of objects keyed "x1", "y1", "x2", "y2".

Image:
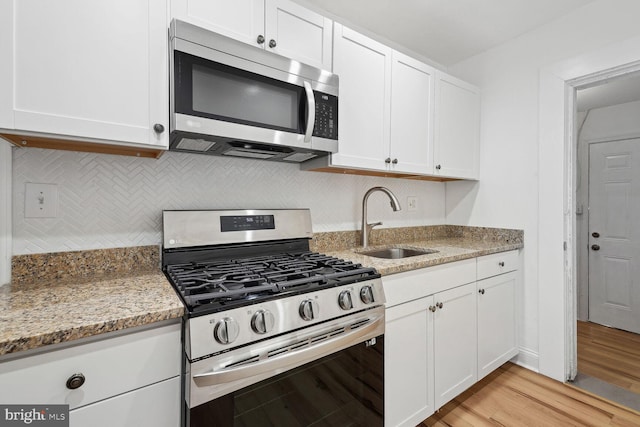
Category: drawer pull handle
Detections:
[
  {"x1": 429, "y1": 305, "x2": 437, "y2": 312},
  {"x1": 66, "y1": 373, "x2": 85, "y2": 390},
  {"x1": 479, "y1": 289, "x2": 485, "y2": 295},
  {"x1": 498, "y1": 261, "x2": 505, "y2": 267},
  {"x1": 436, "y1": 302, "x2": 443, "y2": 309}
]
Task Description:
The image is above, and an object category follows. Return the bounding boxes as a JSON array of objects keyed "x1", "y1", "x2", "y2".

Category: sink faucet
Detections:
[{"x1": 361, "y1": 186, "x2": 401, "y2": 247}]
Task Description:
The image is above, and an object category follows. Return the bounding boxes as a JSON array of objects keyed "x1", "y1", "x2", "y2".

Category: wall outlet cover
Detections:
[
  {"x1": 407, "y1": 196, "x2": 417, "y2": 211},
  {"x1": 25, "y1": 183, "x2": 58, "y2": 218}
]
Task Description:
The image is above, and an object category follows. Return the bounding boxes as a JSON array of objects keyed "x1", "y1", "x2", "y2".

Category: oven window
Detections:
[
  {"x1": 189, "y1": 336, "x2": 384, "y2": 427},
  {"x1": 174, "y1": 51, "x2": 304, "y2": 134}
]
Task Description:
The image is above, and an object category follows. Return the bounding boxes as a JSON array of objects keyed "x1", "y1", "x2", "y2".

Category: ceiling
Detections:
[{"x1": 300, "y1": 0, "x2": 597, "y2": 66}]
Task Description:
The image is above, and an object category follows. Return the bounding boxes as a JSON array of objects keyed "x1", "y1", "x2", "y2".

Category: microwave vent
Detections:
[
  {"x1": 176, "y1": 138, "x2": 216, "y2": 152},
  {"x1": 283, "y1": 152, "x2": 317, "y2": 162}
]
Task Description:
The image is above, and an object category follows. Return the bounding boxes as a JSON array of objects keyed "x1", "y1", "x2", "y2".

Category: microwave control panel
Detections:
[{"x1": 313, "y1": 92, "x2": 338, "y2": 140}]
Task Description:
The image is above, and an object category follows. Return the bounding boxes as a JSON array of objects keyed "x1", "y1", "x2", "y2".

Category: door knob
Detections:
[
  {"x1": 592, "y1": 232, "x2": 600, "y2": 238},
  {"x1": 591, "y1": 244, "x2": 600, "y2": 251}
]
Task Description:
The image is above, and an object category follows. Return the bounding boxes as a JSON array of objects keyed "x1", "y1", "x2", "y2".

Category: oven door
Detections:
[{"x1": 185, "y1": 309, "x2": 384, "y2": 427}]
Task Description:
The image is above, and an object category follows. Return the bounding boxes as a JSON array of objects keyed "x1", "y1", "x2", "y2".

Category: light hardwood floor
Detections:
[
  {"x1": 421, "y1": 362, "x2": 640, "y2": 426},
  {"x1": 577, "y1": 320, "x2": 640, "y2": 394}
]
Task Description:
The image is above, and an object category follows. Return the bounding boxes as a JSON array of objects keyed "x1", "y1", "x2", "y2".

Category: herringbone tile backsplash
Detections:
[{"x1": 13, "y1": 147, "x2": 445, "y2": 254}]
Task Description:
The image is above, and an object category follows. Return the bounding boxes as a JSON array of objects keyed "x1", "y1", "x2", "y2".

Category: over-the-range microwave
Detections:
[{"x1": 169, "y1": 19, "x2": 339, "y2": 163}]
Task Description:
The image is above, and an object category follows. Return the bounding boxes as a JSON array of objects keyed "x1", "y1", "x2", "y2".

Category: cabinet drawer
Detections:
[
  {"x1": 476, "y1": 250, "x2": 519, "y2": 280},
  {"x1": 383, "y1": 258, "x2": 476, "y2": 307},
  {"x1": 0, "y1": 323, "x2": 180, "y2": 410}
]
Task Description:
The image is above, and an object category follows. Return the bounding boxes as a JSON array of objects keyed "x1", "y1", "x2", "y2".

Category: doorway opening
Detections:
[{"x1": 571, "y1": 72, "x2": 640, "y2": 410}]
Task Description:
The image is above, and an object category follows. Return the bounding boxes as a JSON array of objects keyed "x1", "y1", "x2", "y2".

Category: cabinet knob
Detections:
[
  {"x1": 257, "y1": 34, "x2": 265, "y2": 45},
  {"x1": 392, "y1": 158, "x2": 398, "y2": 164},
  {"x1": 269, "y1": 39, "x2": 277, "y2": 48},
  {"x1": 436, "y1": 302, "x2": 443, "y2": 309},
  {"x1": 592, "y1": 232, "x2": 600, "y2": 238},
  {"x1": 153, "y1": 123, "x2": 165, "y2": 133},
  {"x1": 435, "y1": 164, "x2": 441, "y2": 170},
  {"x1": 498, "y1": 261, "x2": 505, "y2": 267},
  {"x1": 66, "y1": 373, "x2": 86, "y2": 390},
  {"x1": 385, "y1": 157, "x2": 391, "y2": 164},
  {"x1": 429, "y1": 305, "x2": 437, "y2": 312},
  {"x1": 479, "y1": 289, "x2": 485, "y2": 295},
  {"x1": 591, "y1": 244, "x2": 600, "y2": 251}
]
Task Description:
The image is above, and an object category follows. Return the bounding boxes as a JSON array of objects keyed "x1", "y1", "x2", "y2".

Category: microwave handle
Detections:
[{"x1": 303, "y1": 81, "x2": 315, "y2": 143}]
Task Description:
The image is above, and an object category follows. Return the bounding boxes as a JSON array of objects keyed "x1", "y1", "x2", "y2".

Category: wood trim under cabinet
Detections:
[
  {"x1": 307, "y1": 166, "x2": 459, "y2": 182},
  {"x1": 0, "y1": 133, "x2": 165, "y2": 159}
]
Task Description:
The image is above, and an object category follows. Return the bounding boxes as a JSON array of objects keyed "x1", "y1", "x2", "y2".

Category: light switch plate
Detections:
[{"x1": 25, "y1": 183, "x2": 58, "y2": 218}]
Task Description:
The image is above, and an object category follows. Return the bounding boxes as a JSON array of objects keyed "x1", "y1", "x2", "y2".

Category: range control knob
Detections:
[
  {"x1": 299, "y1": 299, "x2": 319, "y2": 321},
  {"x1": 213, "y1": 317, "x2": 239, "y2": 344},
  {"x1": 251, "y1": 309, "x2": 275, "y2": 334},
  {"x1": 338, "y1": 290, "x2": 353, "y2": 310},
  {"x1": 360, "y1": 285, "x2": 375, "y2": 304}
]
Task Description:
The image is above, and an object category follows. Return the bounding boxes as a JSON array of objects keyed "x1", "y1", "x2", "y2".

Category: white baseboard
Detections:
[{"x1": 512, "y1": 346, "x2": 539, "y2": 372}]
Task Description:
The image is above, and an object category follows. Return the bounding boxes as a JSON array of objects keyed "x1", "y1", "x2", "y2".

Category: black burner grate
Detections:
[{"x1": 165, "y1": 251, "x2": 378, "y2": 312}]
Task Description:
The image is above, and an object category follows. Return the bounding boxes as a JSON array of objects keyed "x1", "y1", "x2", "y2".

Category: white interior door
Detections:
[{"x1": 588, "y1": 138, "x2": 640, "y2": 334}]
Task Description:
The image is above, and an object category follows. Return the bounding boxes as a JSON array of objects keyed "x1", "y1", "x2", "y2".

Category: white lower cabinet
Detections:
[
  {"x1": 477, "y1": 272, "x2": 518, "y2": 380},
  {"x1": 70, "y1": 376, "x2": 180, "y2": 427},
  {"x1": 383, "y1": 251, "x2": 520, "y2": 427},
  {"x1": 385, "y1": 297, "x2": 434, "y2": 427},
  {"x1": 0, "y1": 322, "x2": 181, "y2": 427},
  {"x1": 433, "y1": 282, "x2": 478, "y2": 409}
]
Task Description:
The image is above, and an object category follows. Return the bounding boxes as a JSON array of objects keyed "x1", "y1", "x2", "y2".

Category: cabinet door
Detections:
[
  {"x1": 389, "y1": 51, "x2": 435, "y2": 174},
  {"x1": 433, "y1": 282, "x2": 477, "y2": 409},
  {"x1": 331, "y1": 24, "x2": 391, "y2": 171},
  {"x1": 70, "y1": 377, "x2": 180, "y2": 427},
  {"x1": 477, "y1": 271, "x2": 518, "y2": 380},
  {"x1": 5, "y1": 0, "x2": 168, "y2": 148},
  {"x1": 385, "y1": 297, "x2": 434, "y2": 427},
  {"x1": 433, "y1": 72, "x2": 480, "y2": 179},
  {"x1": 171, "y1": 0, "x2": 265, "y2": 48},
  {"x1": 265, "y1": 0, "x2": 332, "y2": 70}
]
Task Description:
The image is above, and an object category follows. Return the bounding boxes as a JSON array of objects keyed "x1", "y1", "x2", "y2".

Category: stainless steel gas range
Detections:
[{"x1": 162, "y1": 209, "x2": 385, "y2": 427}]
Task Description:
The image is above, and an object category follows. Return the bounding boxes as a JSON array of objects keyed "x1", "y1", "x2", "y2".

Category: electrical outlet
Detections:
[
  {"x1": 407, "y1": 196, "x2": 417, "y2": 212},
  {"x1": 25, "y1": 183, "x2": 58, "y2": 218}
]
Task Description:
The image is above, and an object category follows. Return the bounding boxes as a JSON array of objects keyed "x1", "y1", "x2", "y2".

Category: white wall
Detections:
[
  {"x1": 445, "y1": 0, "x2": 640, "y2": 376},
  {"x1": 11, "y1": 147, "x2": 445, "y2": 254},
  {"x1": 576, "y1": 100, "x2": 640, "y2": 320},
  {"x1": 0, "y1": 140, "x2": 11, "y2": 284}
]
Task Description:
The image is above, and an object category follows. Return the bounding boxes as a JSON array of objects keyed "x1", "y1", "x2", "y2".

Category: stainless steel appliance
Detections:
[
  {"x1": 162, "y1": 209, "x2": 384, "y2": 426},
  {"x1": 169, "y1": 20, "x2": 339, "y2": 163}
]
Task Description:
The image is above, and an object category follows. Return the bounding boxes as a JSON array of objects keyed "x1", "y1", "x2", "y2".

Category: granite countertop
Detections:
[
  {"x1": 311, "y1": 225, "x2": 524, "y2": 276},
  {"x1": 0, "y1": 247, "x2": 184, "y2": 358},
  {"x1": 326, "y1": 237, "x2": 523, "y2": 276},
  {"x1": 0, "y1": 226, "x2": 522, "y2": 358}
]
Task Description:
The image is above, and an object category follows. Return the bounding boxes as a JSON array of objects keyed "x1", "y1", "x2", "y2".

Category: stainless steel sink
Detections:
[{"x1": 359, "y1": 247, "x2": 438, "y2": 259}]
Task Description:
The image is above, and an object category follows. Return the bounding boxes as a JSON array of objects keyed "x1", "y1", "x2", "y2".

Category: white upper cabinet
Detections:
[
  {"x1": 330, "y1": 23, "x2": 392, "y2": 171},
  {"x1": 433, "y1": 71, "x2": 480, "y2": 180},
  {"x1": 389, "y1": 51, "x2": 435, "y2": 175},
  {"x1": 0, "y1": 0, "x2": 169, "y2": 151},
  {"x1": 171, "y1": 0, "x2": 333, "y2": 70},
  {"x1": 171, "y1": 0, "x2": 265, "y2": 47}
]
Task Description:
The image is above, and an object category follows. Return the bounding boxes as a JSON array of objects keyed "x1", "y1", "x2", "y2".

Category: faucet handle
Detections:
[{"x1": 366, "y1": 221, "x2": 383, "y2": 233}]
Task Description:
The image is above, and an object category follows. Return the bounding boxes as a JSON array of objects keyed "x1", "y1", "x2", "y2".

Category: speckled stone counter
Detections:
[
  {"x1": 311, "y1": 225, "x2": 523, "y2": 275},
  {"x1": 1, "y1": 246, "x2": 184, "y2": 357}
]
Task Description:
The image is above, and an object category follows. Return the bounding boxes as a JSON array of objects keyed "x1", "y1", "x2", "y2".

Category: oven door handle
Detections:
[
  {"x1": 303, "y1": 81, "x2": 315, "y2": 143},
  {"x1": 193, "y1": 312, "x2": 384, "y2": 387}
]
